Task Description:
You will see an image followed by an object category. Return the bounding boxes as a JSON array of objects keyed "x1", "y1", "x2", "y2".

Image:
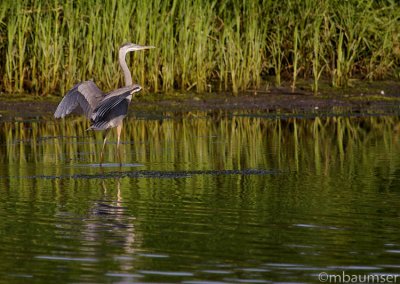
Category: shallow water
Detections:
[{"x1": 0, "y1": 111, "x2": 400, "y2": 283}]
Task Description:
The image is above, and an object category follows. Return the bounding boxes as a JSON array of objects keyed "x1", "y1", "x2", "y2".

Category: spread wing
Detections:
[
  {"x1": 54, "y1": 81, "x2": 105, "y2": 119},
  {"x1": 91, "y1": 84, "x2": 142, "y2": 123}
]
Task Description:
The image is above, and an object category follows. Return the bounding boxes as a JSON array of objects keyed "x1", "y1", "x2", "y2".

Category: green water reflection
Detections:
[{"x1": 0, "y1": 112, "x2": 400, "y2": 283}]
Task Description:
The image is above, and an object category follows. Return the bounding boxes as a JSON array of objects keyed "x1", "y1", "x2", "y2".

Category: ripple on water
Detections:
[
  {"x1": 137, "y1": 253, "x2": 170, "y2": 258},
  {"x1": 326, "y1": 265, "x2": 382, "y2": 270},
  {"x1": 105, "y1": 272, "x2": 143, "y2": 278},
  {"x1": 6, "y1": 274, "x2": 33, "y2": 279},
  {"x1": 200, "y1": 269, "x2": 233, "y2": 275},
  {"x1": 183, "y1": 281, "x2": 228, "y2": 284},
  {"x1": 35, "y1": 255, "x2": 98, "y2": 262},
  {"x1": 138, "y1": 270, "x2": 194, "y2": 277}
]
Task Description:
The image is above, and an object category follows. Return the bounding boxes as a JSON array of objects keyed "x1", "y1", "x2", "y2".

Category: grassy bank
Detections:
[{"x1": 0, "y1": 0, "x2": 399, "y2": 96}]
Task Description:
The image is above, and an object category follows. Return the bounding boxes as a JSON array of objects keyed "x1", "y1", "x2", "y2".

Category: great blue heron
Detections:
[{"x1": 54, "y1": 43, "x2": 154, "y2": 164}]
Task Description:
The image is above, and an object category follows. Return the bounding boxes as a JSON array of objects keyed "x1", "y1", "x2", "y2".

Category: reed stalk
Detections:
[{"x1": 312, "y1": 17, "x2": 324, "y2": 94}]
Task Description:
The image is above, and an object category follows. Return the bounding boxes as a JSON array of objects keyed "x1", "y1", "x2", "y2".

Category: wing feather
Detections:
[
  {"x1": 91, "y1": 84, "x2": 141, "y2": 122},
  {"x1": 54, "y1": 81, "x2": 105, "y2": 119}
]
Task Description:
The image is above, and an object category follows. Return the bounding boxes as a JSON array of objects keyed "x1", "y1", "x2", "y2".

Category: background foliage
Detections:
[{"x1": 0, "y1": 0, "x2": 399, "y2": 95}]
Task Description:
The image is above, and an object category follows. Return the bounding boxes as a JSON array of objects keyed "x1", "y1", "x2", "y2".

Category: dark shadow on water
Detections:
[
  {"x1": 1, "y1": 169, "x2": 277, "y2": 180},
  {"x1": 72, "y1": 163, "x2": 145, "y2": 168}
]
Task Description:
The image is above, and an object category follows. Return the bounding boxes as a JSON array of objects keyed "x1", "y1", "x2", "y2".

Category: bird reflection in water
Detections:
[{"x1": 82, "y1": 178, "x2": 137, "y2": 275}]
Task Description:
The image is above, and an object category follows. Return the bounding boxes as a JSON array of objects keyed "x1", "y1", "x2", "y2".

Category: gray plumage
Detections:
[
  {"x1": 54, "y1": 42, "x2": 154, "y2": 164},
  {"x1": 54, "y1": 81, "x2": 141, "y2": 130}
]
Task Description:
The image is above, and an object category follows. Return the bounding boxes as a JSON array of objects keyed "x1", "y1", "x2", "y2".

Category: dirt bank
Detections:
[{"x1": 1, "y1": 81, "x2": 400, "y2": 119}]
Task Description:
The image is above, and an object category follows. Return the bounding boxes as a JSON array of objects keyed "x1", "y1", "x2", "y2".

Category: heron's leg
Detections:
[
  {"x1": 116, "y1": 124, "x2": 123, "y2": 165},
  {"x1": 100, "y1": 129, "x2": 110, "y2": 166}
]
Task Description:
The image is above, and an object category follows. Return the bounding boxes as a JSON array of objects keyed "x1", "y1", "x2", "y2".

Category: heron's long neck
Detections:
[{"x1": 119, "y1": 52, "x2": 132, "y2": 86}]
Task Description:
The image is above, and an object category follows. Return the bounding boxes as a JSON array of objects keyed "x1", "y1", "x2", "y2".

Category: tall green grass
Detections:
[{"x1": 0, "y1": 0, "x2": 399, "y2": 95}]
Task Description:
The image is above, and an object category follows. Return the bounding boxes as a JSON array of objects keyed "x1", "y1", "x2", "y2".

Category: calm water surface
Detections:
[{"x1": 0, "y1": 111, "x2": 400, "y2": 283}]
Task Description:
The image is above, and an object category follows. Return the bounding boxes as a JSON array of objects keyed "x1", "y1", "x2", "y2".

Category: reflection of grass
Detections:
[
  {"x1": 0, "y1": 114, "x2": 399, "y2": 179},
  {"x1": 0, "y1": 1, "x2": 399, "y2": 95}
]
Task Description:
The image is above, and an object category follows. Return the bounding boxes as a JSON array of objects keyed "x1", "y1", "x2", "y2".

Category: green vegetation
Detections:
[{"x1": 0, "y1": 0, "x2": 399, "y2": 95}]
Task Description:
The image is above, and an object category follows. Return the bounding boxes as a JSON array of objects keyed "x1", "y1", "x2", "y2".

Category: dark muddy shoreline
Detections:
[{"x1": 1, "y1": 82, "x2": 400, "y2": 119}]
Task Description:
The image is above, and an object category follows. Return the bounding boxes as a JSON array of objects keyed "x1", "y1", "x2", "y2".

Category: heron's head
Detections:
[{"x1": 119, "y1": 43, "x2": 155, "y2": 56}]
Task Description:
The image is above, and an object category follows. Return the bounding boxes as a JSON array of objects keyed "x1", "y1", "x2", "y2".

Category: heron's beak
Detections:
[{"x1": 128, "y1": 44, "x2": 155, "y2": 52}]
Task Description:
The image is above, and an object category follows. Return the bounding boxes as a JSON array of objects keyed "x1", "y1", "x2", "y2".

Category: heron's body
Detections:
[{"x1": 54, "y1": 43, "x2": 154, "y2": 164}]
